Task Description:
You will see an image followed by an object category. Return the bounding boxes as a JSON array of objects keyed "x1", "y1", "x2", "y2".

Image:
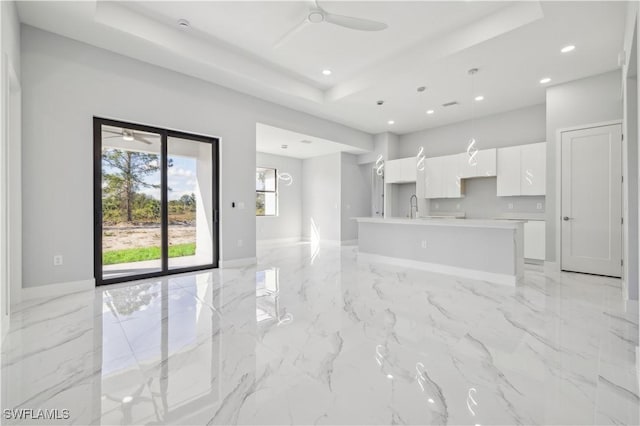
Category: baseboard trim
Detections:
[
  {"x1": 219, "y1": 257, "x2": 257, "y2": 268},
  {"x1": 21, "y1": 279, "x2": 95, "y2": 301},
  {"x1": 357, "y1": 252, "x2": 517, "y2": 286},
  {"x1": 340, "y1": 239, "x2": 358, "y2": 246}
]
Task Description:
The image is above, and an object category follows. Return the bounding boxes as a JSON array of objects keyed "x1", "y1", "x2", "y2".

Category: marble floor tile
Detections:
[{"x1": 1, "y1": 242, "x2": 638, "y2": 425}]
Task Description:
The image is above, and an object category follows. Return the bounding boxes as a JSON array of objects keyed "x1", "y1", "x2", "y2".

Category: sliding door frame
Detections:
[{"x1": 93, "y1": 117, "x2": 219, "y2": 286}]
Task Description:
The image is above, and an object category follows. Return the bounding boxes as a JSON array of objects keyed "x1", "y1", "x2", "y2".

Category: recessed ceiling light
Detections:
[
  {"x1": 122, "y1": 396, "x2": 133, "y2": 404},
  {"x1": 322, "y1": 69, "x2": 332, "y2": 76},
  {"x1": 426, "y1": 109, "x2": 434, "y2": 115},
  {"x1": 540, "y1": 77, "x2": 551, "y2": 84},
  {"x1": 281, "y1": 144, "x2": 288, "y2": 149},
  {"x1": 387, "y1": 120, "x2": 395, "y2": 125},
  {"x1": 474, "y1": 95, "x2": 484, "y2": 101},
  {"x1": 561, "y1": 45, "x2": 575, "y2": 53},
  {"x1": 177, "y1": 19, "x2": 190, "y2": 30}
]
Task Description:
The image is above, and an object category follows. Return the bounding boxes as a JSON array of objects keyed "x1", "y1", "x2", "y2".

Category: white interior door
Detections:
[{"x1": 561, "y1": 124, "x2": 622, "y2": 277}]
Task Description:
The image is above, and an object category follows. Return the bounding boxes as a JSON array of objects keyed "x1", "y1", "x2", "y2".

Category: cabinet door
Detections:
[
  {"x1": 401, "y1": 157, "x2": 417, "y2": 182},
  {"x1": 524, "y1": 220, "x2": 546, "y2": 260},
  {"x1": 458, "y1": 151, "x2": 477, "y2": 178},
  {"x1": 497, "y1": 146, "x2": 521, "y2": 196},
  {"x1": 444, "y1": 154, "x2": 463, "y2": 198},
  {"x1": 521, "y1": 142, "x2": 546, "y2": 195},
  {"x1": 476, "y1": 148, "x2": 497, "y2": 177},
  {"x1": 384, "y1": 159, "x2": 402, "y2": 183},
  {"x1": 425, "y1": 157, "x2": 442, "y2": 198}
]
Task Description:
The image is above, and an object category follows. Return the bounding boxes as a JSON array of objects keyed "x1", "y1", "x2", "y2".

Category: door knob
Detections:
[{"x1": 563, "y1": 216, "x2": 571, "y2": 221}]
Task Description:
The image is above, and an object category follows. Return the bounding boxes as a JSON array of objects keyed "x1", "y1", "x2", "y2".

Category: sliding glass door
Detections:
[{"x1": 94, "y1": 118, "x2": 219, "y2": 285}]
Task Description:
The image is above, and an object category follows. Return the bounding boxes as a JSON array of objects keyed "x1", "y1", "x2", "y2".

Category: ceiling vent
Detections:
[
  {"x1": 300, "y1": 140, "x2": 313, "y2": 144},
  {"x1": 442, "y1": 101, "x2": 459, "y2": 107}
]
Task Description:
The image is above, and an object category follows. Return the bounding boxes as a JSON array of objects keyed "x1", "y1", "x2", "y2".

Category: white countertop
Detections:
[
  {"x1": 353, "y1": 217, "x2": 525, "y2": 230},
  {"x1": 493, "y1": 212, "x2": 546, "y2": 221}
]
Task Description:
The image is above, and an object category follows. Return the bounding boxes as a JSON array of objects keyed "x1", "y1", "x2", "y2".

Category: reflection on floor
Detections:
[
  {"x1": 2, "y1": 243, "x2": 638, "y2": 425},
  {"x1": 103, "y1": 254, "x2": 212, "y2": 279}
]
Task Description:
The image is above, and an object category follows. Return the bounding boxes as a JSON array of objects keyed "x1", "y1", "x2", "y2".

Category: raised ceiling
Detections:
[
  {"x1": 256, "y1": 123, "x2": 366, "y2": 159},
  {"x1": 17, "y1": 1, "x2": 628, "y2": 135}
]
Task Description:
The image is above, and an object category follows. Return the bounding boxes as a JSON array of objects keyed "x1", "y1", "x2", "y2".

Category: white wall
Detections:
[
  {"x1": 398, "y1": 104, "x2": 546, "y2": 158},
  {"x1": 340, "y1": 153, "x2": 370, "y2": 242},
  {"x1": 0, "y1": 0, "x2": 21, "y2": 341},
  {"x1": 396, "y1": 104, "x2": 546, "y2": 218},
  {"x1": 255, "y1": 152, "x2": 302, "y2": 242},
  {"x1": 301, "y1": 153, "x2": 341, "y2": 243},
  {"x1": 545, "y1": 71, "x2": 623, "y2": 264},
  {"x1": 21, "y1": 26, "x2": 372, "y2": 288}
]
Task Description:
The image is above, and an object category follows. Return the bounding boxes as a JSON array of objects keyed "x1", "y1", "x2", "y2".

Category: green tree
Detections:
[
  {"x1": 179, "y1": 193, "x2": 196, "y2": 211},
  {"x1": 102, "y1": 149, "x2": 162, "y2": 223}
]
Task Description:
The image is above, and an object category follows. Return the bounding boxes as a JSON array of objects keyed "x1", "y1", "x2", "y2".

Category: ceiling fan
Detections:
[
  {"x1": 102, "y1": 129, "x2": 154, "y2": 145},
  {"x1": 274, "y1": 0, "x2": 388, "y2": 48}
]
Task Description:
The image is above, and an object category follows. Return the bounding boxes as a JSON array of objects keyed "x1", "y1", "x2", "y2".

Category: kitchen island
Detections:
[{"x1": 354, "y1": 217, "x2": 525, "y2": 285}]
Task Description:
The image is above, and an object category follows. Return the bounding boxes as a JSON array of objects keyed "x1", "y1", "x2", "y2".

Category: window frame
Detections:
[{"x1": 256, "y1": 167, "x2": 278, "y2": 217}]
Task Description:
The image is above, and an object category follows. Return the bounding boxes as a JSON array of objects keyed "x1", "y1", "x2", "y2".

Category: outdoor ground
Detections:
[{"x1": 103, "y1": 224, "x2": 195, "y2": 251}]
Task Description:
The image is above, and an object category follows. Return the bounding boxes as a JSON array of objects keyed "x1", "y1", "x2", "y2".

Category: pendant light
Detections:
[
  {"x1": 467, "y1": 68, "x2": 479, "y2": 166},
  {"x1": 375, "y1": 154, "x2": 384, "y2": 176},
  {"x1": 416, "y1": 146, "x2": 425, "y2": 171}
]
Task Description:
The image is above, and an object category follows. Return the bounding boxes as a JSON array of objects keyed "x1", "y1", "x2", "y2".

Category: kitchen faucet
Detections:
[{"x1": 410, "y1": 194, "x2": 418, "y2": 219}]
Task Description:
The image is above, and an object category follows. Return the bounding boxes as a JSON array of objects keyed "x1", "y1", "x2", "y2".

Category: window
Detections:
[{"x1": 256, "y1": 167, "x2": 277, "y2": 216}]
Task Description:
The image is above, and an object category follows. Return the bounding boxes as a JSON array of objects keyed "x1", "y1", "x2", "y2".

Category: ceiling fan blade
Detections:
[
  {"x1": 274, "y1": 17, "x2": 309, "y2": 48},
  {"x1": 324, "y1": 12, "x2": 387, "y2": 31},
  {"x1": 103, "y1": 135, "x2": 122, "y2": 139},
  {"x1": 134, "y1": 135, "x2": 153, "y2": 145},
  {"x1": 103, "y1": 129, "x2": 123, "y2": 135}
]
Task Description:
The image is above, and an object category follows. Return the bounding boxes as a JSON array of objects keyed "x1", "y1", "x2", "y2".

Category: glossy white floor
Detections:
[{"x1": 1, "y1": 242, "x2": 639, "y2": 425}]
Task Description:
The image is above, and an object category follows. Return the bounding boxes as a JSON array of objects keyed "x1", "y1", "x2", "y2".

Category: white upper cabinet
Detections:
[
  {"x1": 425, "y1": 154, "x2": 463, "y2": 198},
  {"x1": 458, "y1": 148, "x2": 496, "y2": 178},
  {"x1": 458, "y1": 151, "x2": 476, "y2": 178},
  {"x1": 443, "y1": 154, "x2": 463, "y2": 198},
  {"x1": 497, "y1": 146, "x2": 522, "y2": 196},
  {"x1": 401, "y1": 157, "x2": 417, "y2": 183},
  {"x1": 521, "y1": 143, "x2": 546, "y2": 195},
  {"x1": 384, "y1": 159, "x2": 403, "y2": 183},
  {"x1": 476, "y1": 148, "x2": 497, "y2": 177},
  {"x1": 385, "y1": 157, "x2": 417, "y2": 183},
  {"x1": 497, "y1": 142, "x2": 546, "y2": 196},
  {"x1": 425, "y1": 157, "x2": 443, "y2": 198}
]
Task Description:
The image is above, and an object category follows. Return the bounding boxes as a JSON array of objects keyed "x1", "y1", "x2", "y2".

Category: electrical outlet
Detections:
[
  {"x1": 237, "y1": 239, "x2": 243, "y2": 247},
  {"x1": 508, "y1": 203, "x2": 514, "y2": 210},
  {"x1": 456, "y1": 203, "x2": 460, "y2": 210},
  {"x1": 53, "y1": 255, "x2": 63, "y2": 266},
  {"x1": 421, "y1": 240, "x2": 427, "y2": 249},
  {"x1": 536, "y1": 203, "x2": 543, "y2": 210},
  {"x1": 435, "y1": 203, "x2": 439, "y2": 209},
  {"x1": 238, "y1": 202, "x2": 245, "y2": 210}
]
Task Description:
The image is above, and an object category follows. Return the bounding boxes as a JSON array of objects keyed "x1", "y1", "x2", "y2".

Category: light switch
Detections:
[{"x1": 238, "y1": 202, "x2": 245, "y2": 209}]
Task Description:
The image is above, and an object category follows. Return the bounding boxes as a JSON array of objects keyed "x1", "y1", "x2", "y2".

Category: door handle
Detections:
[{"x1": 563, "y1": 216, "x2": 571, "y2": 221}]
